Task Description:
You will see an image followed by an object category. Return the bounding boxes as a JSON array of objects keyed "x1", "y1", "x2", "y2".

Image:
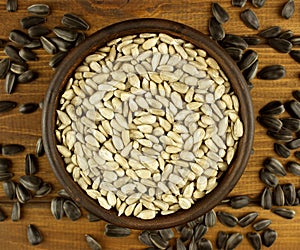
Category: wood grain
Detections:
[{"x1": 0, "y1": 0, "x2": 300, "y2": 249}]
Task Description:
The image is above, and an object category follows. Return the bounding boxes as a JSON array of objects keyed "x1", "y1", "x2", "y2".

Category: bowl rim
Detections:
[{"x1": 42, "y1": 18, "x2": 254, "y2": 230}]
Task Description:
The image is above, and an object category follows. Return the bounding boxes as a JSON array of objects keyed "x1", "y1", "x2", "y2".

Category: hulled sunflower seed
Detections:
[
  {"x1": 276, "y1": 146, "x2": 291, "y2": 161},
  {"x1": 263, "y1": 157, "x2": 286, "y2": 176},
  {"x1": 2, "y1": 144, "x2": 25, "y2": 155},
  {"x1": 53, "y1": 26, "x2": 78, "y2": 42},
  {"x1": 19, "y1": 175, "x2": 42, "y2": 192},
  {"x1": 222, "y1": 34, "x2": 248, "y2": 50},
  {"x1": 208, "y1": 17, "x2": 225, "y2": 41},
  {"x1": 257, "y1": 116, "x2": 282, "y2": 132},
  {"x1": 273, "y1": 185, "x2": 285, "y2": 206},
  {"x1": 286, "y1": 161, "x2": 300, "y2": 176},
  {"x1": 262, "y1": 228, "x2": 277, "y2": 247},
  {"x1": 257, "y1": 65, "x2": 286, "y2": 80},
  {"x1": 49, "y1": 51, "x2": 68, "y2": 68},
  {"x1": 268, "y1": 38, "x2": 293, "y2": 53},
  {"x1": 197, "y1": 238, "x2": 213, "y2": 250},
  {"x1": 204, "y1": 209, "x2": 216, "y2": 227},
  {"x1": 240, "y1": 9, "x2": 259, "y2": 30},
  {"x1": 25, "y1": 153, "x2": 38, "y2": 175},
  {"x1": 19, "y1": 103, "x2": 39, "y2": 114},
  {"x1": 217, "y1": 211, "x2": 238, "y2": 227},
  {"x1": 232, "y1": 0, "x2": 247, "y2": 7},
  {"x1": 35, "y1": 182, "x2": 52, "y2": 197},
  {"x1": 225, "y1": 233, "x2": 243, "y2": 250},
  {"x1": 4, "y1": 45, "x2": 24, "y2": 63},
  {"x1": 216, "y1": 231, "x2": 229, "y2": 249},
  {"x1": 259, "y1": 100, "x2": 285, "y2": 116},
  {"x1": 6, "y1": 0, "x2": 17, "y2": 12},
  {"x1": 259, "y1": 26, "x2": 281, "y2": 38},
  {"x1": 272, "y1": 208, "x2": 296, "y2": 219},
  {"x1": 282, "y1": 183, "x2": 296, "y2": 205},
  {"x1": 230, "y1": 195, "x2": 250, "y2": 209},
  {"x1": 281, "y1": 117, "x2": 300, "y2": 132},
  {"x1": 246, "y1": 232, "x2": 262, "y2": 250},
  {"x1": 27, "y1": 224, "x2": 43, "y2": 245},
  {"x1": 0, "y1": 58, "x2": 10, "y2": 79},
  {"x1": 62, "y1": 13, "x2": 89, "y2": 30},
  {"x1": 11, "y1": 201, "x2": 20, "y2": 221},
  {"x1": 3, "y1": 180, "x2": 16, "y2": 200},
  {"x1": 253, "y1": 219, "x2": 272, "y2": 231},
  {"x1": 104, "y1": 224, "x2": 131, "y2": 237},
  {"x1": 285, "y1": 100, "x2": 300, "y2": 119},
  {"x1": 85, "y1": 234, "x2": 102, "y2": 250},
  {"x1": 238, "y1": 49, "x2": 258, "y2": 71},
  {"x1": 5, "y1": 71, "x2": 17, "y2": 94},
  {"x1": 63, "y1": 199, "x2": 81, "y2": 221},
  {"x1": 0, "y1": 100, "x2": 16, "y2": 113},
  {"x1": 252, "y1": 0, "x2": 266, "y2": 8},
  {"x1": 20, "y1": 16, "x2": 46, "y2": 29},
  {"x1": 261, "y1": 187, "x2": 272, "y2": 209},
  {"x1": 212, "y1": 3, "x2": 229, "y2": 24},
  {"x1": 282, "y1": 0, "x2": 295, "y2": 19},
  {"x1": 9, "y1": 30, "x2": 31, "y2": 46},
  {"x1": 16, "y1": 183, "x2": 31, "y2": 204},
  {"x1": 27, "y1": 4, "x2": 50, "y2": 16},
  {"x1": 17, "y1": 70, "x2": 38, "y2": 83},
  {"x1": 41, "y1": 36, "x2": 57, "y2": 54},
  {"x1": 238, "y1": 212, "x2": 259, "y2": 227},
  {"x1": 0, "y1": 158, "x2": 12, "y2": 172},
  {"x1": 51, "y1": 197, "x2": 65, "y2": 220},
  {"x1": 28, "y1": 25, "x2": 51, "y2": 38},
  {"x1": 36, "y1": 137, "x2": 44, "y2": 157},
  {"x1": 289, "y1": 50, "x2": 300, "y2": 63}
]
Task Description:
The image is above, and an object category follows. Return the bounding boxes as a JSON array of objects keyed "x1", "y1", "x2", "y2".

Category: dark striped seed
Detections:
[
  {"x1": 87, "y1": 212, "x2": 101, "y2": 222},
  {"x1": 0, "y1": 58, "x2": 10, "y2": 79},
  {"x1": 222, "y1": 34, "x2": 248, "y2": 50},
  {"x1": 25, "y1": 153, "x2": 39, "y2": 175},
  {"x1": 240, "y1": 9, "x2": 259, "y2": 30},
  {"x1": 16, "y1": 183, "x2": 32, "y2": 204},
  {"x1": 62, "y1": 13, "x2": 90, "y2": 30},
  {"x1": 138, "y1": 231, "x2": 155, "y2": 247},
  {"x1": 216, "y1": 231, "x2": 229, "y2": 249},
  {"x1": 267, "y1": 129, "x2": 293, "y2": 142},
  {"x1": 289, "y1": 50, "x2": 300, "y2": 63},
  {"x1": 246, "y1": 232, "x2": 262, "y2": 250},
  {"x1": 53, "y1": 26, "x2": 79, "y2": 42},
  {"x1": 230, "y1": 195, "x2": 250, "y2": 209},
  {"x1": 208, "y1": 17, "x2": 225, "y2": 41},
  {"x1": 20, "y1": 16, "x2": 46, "y2": 29},
  {"x1": 241, "y1": 36, "x2": 261, "y2": 45},
  {"x1": 212, "y1": 3, "x2": 229, "y2": 24},
  {"x1": 273, "y1": 185, "x2": 285, "y2": 206},
  {"x1": 225, "y1": 47, "x2": 243, "y2": 61},
  {"x1": 243, "y1": 59, "x2": 258, "y2": 81},
  {"x1": 263, "y1": 157, "x2": 286, "y2": 176},
  {"x1": 63, "y1": 199, "x2": 82, "y2": 221},
  {"x1": 262, "y1": 229, "x2": 277, "y2": 247},
  {"x1": 28, "y1": 25, "x2": 51, "y2": 38},
  {"x1": 193, "y1": 224, "x2": 208, "y2": 240},
  {"x1": 286, "y1": 138, "x2": 300, "y2": 149},
  {"x1": 290, "y1": 37, "x2": 300, "y2": 45},
  {"x1": 204, "y1": 209, "x2": 216, "y2": 227},
  {"x1": 5, "y1": 71, "x2": 17, "y2": 94},
  {"x1": 19, "y1": 103, "x2": 39, "y2": 114},
  {"x1": 24, "y1": 39, "x2": 42, "y2": 49},
  {"x1": 238, "y1": 212, "x2": 259, "y2": 227},
  {"x1": 238, "y1": 49, "x2": 258, "y2": 71},
  {"x1": 104, "y1": 224, "x2": 131, "y2": 238},
  {"x1": 19, "y1": 175, "x2": 42, "y2": 192},
  {"x1": 176, "y1": 238, "x2": 185, "y2": 250},
  {"x1": 257, "y1": 65, "x2": 286, "y2": 80},
  {"x1": 260, "y1": 169, "x2": 278, "y2": 188},
  {"x1": 17, "y1": 70, "x2": 38, "y2": 83},
  {"x1": 268, "y1": 38, "x2": 293, "y2": 53},
  {"x1": 253, "y1": 219, "x2": 272, "y2": 231},
  {"x1": 4, "y1": 45, "x2": 24, "y2": 63},
  {"x1": 225, "y1": 233, "x2": 243, "y2": 250},
  {"x1": 286, "y1": 161, "x2": 300, "y2": 176},
  {"x1": 36, "y1": 137, "x2": 44, "y2": 157},
  {"x1": 180, "y1": 226, "x2": 193, "y2": 242},
  {"x1": 6, "y1": 0, "x2": 18, "y2": 12},
  {"x1": 216, "y1": 211, "x2": 238, "y2": 227},
  {"x1": 259, "y1": 26, "x2": 281, "y2": 38},
  {"x1": 281, "y1": 117, "x2": 300, "y2": 132},
  {"x1": 50, "y1": 37, "x2": 73, "y2": 52},
  {"x1": 282, "y1": 183, "x2": 296, "y2": 205},
  {"x1": 295, "y1": 151, "x2": 300, "y2": 160},
  {"x1": 9, "y1": 30, "x2": 32, "y2": 46},
  {"x1": 257, "y1": 116, "x2": 282, "y2": 132},
  {"x1": 282, "y1": 0, "x2": 295, "y2": 19},
  {"x1": 51, "y1": 197, "x2": 65, "y2": 220},
  {"x1": 0, "y1": 158, "x2": 12, "y2": 172},
  {"x1": 19, "y1": 48, "x2": 38, "y2": 61},
  {"x1": 10, "y1": 62, "x2": 28, "y2": 75},
  {"x1": 0, "y1": 172, "x2": 14, "y2": 182},
  {"x1": 197, "y1": 238, "x2": 213, "y2": 250},
  {"x1": 3, "y1": 180, "x2": 16, "y2": 200},
  {"x1": 231, "y1": 0, "x2": 247, "y2": 7},
  {"x1": 27, "y1": 4, "x2": 50, "y2": 16},
  {"x1": 75, "y1": 31, "x2": 86, "y2": 46},
  {"x1": 27, "y1": 224, "x2": 43, "y2": 245},
  {"x1": 11, "y1": 201, "x2": 21, "y2": 221},
  {"x1": 49, "y1": 51, "x2": 68, "y2": 69},
  {"x1": 2, "y1": 144, "x2": 25, "y2": 155},
  {"x1": 252, "y1": 0, "x2": 266, "y2": 8},
  {"x1": 85, "y1": 234, "x2": 102, "y2": 250},
  {"x1": 271, "y1": 208, "x2": 296, "y2": 219},
  {"x1": 279, "y1": 30, "x2": 294, "y2": 39},
  {"x1": 285, "y1": 100, "x2": 300, "y2": 119},
  {"x1": 0, "y1": 100, "x2": 16, "y2": 113},
  {"x1": 159, "y1": 228, "x2": 174, "y2": 242},
  {"x1": 41, "y1": 36, "x2": 57, "y2": 54},
  {"x1": 261, "y1": 187, "x2": 273, "y2": 210},
  {"x1": 35, "y1": 182, "x2": 52, "y2": 197},
  {"x1": 259, "y1": 100, "x2": 285, "y2": 116},
  {"x1": 0, "y1": 207, "x2": 7, "y2": 221},
  {"x1": 292, "y1": 90, "x2": 300, "y2": 102}
]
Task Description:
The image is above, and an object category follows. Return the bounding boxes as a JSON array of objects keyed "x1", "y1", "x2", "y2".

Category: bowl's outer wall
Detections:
[{"x1": 42, "y1": 18, "x2": 254, "y2": 229}]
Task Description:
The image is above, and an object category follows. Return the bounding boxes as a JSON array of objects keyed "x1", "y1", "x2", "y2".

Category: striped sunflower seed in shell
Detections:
[
  {"x1": 27, "y1": 224, "x2": 43, "y2": 245},
  {"x1": 282, "y1": 0, "x2": 295, "y2": 19},
  {"x1": 240, "y1": 9, "x2": 259, "y2": 30}
]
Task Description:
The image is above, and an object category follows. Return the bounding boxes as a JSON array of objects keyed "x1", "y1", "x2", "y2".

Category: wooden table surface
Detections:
[{"x1": 0, "y1": 0, "x2": 300, "y2": 249}]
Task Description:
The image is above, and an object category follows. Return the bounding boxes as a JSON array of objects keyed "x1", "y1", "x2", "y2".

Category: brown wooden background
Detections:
[{"x1": 0, "y1": 0, "x2": 300, "y2": 249}]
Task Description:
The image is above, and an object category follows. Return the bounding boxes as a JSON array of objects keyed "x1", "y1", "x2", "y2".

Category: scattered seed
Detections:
[
  {"x1": 216, "y1": 231, "x2": 229, "y2": 249},
  {"x1": 217, "y1": 211, "x2": 238, "y2": 227},
  {"x1": 285, "y1": 100, "x2": 300, "y2": 119},
  {"x1": 27, "y1": 4, "x2": 50, "y2": 16},
  {"x1": 267, "y1": 129, "x2": 293, "y2": 142},
  {"x1": 9, "y1": 30, "x2": 31, "y2": 46},
  {"x1": 281, "y1": 117, "x2": 300, "y2": 132},
  {"x1": 238, "y1": 49, "x2": 258, "y2": 71},
  {"x1": 19, "y1": 175, "x2": 42, "y2": 192},
  {"x1": 282, "y1": 183, "x2": 296, "y2": 205},
  {"x1": 63, "y1": 199, "x2": 81, "y2": 221},
  {"x1": 252, "y1": 0, "x2": 266, "y2": 8},
  {"x1": 51, "y1": 197, "x2": 65, "y2": 220},
  {"x1": 208, "y1": 17, "x2": 225, "y2": 41},
  {"x1": 104, "y1": 224, "x2": 131, "y2": 237},
  {"x1": 247, "y1": 232, "x2": 262, "y2": 250},
  {"x1": 261, "y1": 228, "x2": 277, "y2": 247},
  {"x1": 282, "y1": 0, "x2": 295, "y2": 19},
  {"x1": 257, "y1": 65, "x2": 286, "y2": 80},
  {"x1": 212, "y1": 3, "x2": 229, "y2": 24},
  {"x1": 259, "y1": 26, "x2": 281, "y2": 38},
  {"x1": 257, "y1": 116, "x2": 282, "y2": 132},
  {"x1": 263, "y1": 157, "x2": 286, "y2": 176},
  {"x1": 5, "y1": 71, "x2": 17, "y2": 94},
  {"x1": 20, "y1": 16, "x2": 46, "y2": 29},
  {"x1": 243, "y1": 59, "x2": 258, "y2": 81},
  {"x1": 238, "y1": 212, "x2": 259, "y2": 227},
  {"x1": 149, "y1": 232, "x2": 169, "y2": 249},
  {"x1": 232, "y1": 0, "x2": 247, "y2": 7},
  {"x1": 0, "y1": 158, "x2": 12, "y2": 172},
  {"x1": 197, "y1": 238, "x2": 213, "y2": 250},
  {"x1": 6, "y1": 0, "x2": 17, "y2": 12},
  {"x1": 0, "y1": 100, "x2": 17, "y2": 113},
  {"x1": 36, "y1": 137, "x2": 44, "y2": 157},
  {"x1": 25, "y1": 153, "x2": 38, "y2": 175},
  {"x1": 1, "y1": 144, "x2": 25, "y2": 155},
  {"x1": 204, "y1": 209, "x2": 217, "y2": 227},
  {"x1": 0, "y1": 207, "x2": 7, "y2": 221},
  {"x1": 10, "y1": 62, "x2": 28, "y2": 74},
  {"x1": 241, "y1": 36, "x2": 261, "y2": 45},
  {"x1": 85, "y1": 234, "x2": 102, "y2": 250},
  {"x1": 240, "y1": 9, "x2": 259, "y2": 30},
  {"x1": 268, "y1": 38, "x2": 293, "y2": 53},
  {"x1": 35, "y1": 182, "x2": 52, "y2": 197},
  {"x1": 230, "y1": 195, "x2": 250, "y2": 209},
  {"x1": 225, "y1": 233, "x2": 243, "y2": 250},
  {"x1": 11, "y1": 201, "x2": 21, "y2": 221},
  {"x1": 273, "y1": 185, "x2": 285, "y2": 206},
  {"x1": 53, "y1": 26, "x2": 78, "y2": 42},
  {"x1": 253, "y1": 219, "x2": 272, "y2": 231},
  {"x1": 261, "y1": 187, "x2": 273, "y2": 209},
  {"x1": 40, "y1": 36, "x2": 57, "y2": 54},
  {"x1": 290, "y1": 50, "x2": 300, "y2": 63},
  {"x1": 0, "y1": 172, "x2": 14, "y2": 181},
  {"x1": 18, "y1": 70, "x2": 38, "y2": 83},
  {"x1": 222, "y1": 34, "x2": 248, "y2": 50},
  {"x1": 0, "y1": 58, "x2": 10, "y2": 79},
  {"x1": 19, "y1": 103, "x2": 39, "y2": 114},
  {"x1": 286, "y1": 161, "x2": 300, "y2": 176},
  {"x1": 27, "y1": 224, "x2": 43, "y2": 245},
  {"x1": 4, "y1": 45, "x2": 24, "y2": 63},
  {"x1": 259, "y1": 100, "x2": 285, "y2": 116},
  {"x1": 225, "y1": 47, "x2": 243, "y2": 61},
  {"x1": 28, "y1": 25, "x2": 51, "y2": 38},
  {"x1": 62, "y1": 13, "x2": 89, "y2": 30},
  {"x1": 49, "y1": 51, "x2": 68, "y2": 68}
]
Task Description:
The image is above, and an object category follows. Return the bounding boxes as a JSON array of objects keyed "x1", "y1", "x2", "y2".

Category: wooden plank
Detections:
[{"x1": 0, "y1": 0, "x2": 300, "y2": 249}]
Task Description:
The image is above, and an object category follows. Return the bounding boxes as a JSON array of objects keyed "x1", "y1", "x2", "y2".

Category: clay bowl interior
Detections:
[{"x1": 42, "y1": 18, "x2": 254, "y2": 230}]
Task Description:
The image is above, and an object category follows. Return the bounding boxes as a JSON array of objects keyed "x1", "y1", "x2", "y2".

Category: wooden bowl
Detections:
[{"x1": 42, "y1": 18, "x2": 254, "y2": 230}]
